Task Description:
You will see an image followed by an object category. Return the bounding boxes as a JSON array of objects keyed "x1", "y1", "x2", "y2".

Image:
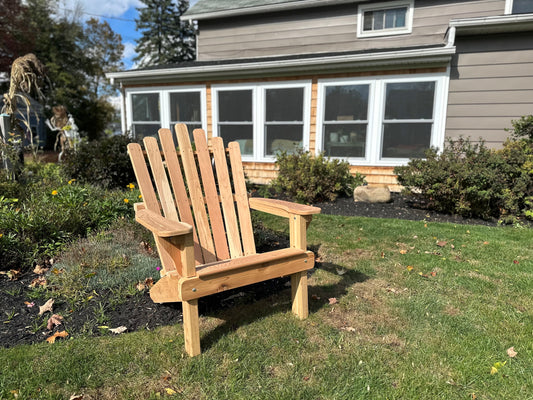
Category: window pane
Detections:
[
  {"x1": 170, "y1": 92, "x2": 201, "y2": 122},
  {"x1": 394, "y1": 8, "x2": 406, "y2": 27},
  {"x1": 219, "y1": 125, "x2": 253, "y2": 155},
  {"x1": 374, "y1": 10, "x2": 384, "y2": 30},
  {"x1": 385, "y1": 82, "x2": 435, "y2": 120},
  {"x1": 218, "y1": 90, "x2": 252, "y2": 122},
  {"x1": 513, "y1": 0, "x2": 533, "y2": 13},
  {"x1": 325, "y1": 85, "x2": 369, "y2": 121},
  {"x1": 381, "y1": 123, "x2": 432, "y2": 158},
  {"x1": 266, "y1": 88, "x2": 304, "y2": 121},
  {"x1": 363, "y1": 11, "x2": 373, "y2": 31},
  {"x1": 323, "y1": 123, "x2": 367, "y2": 158},
  {"x1": 384, "y1": 10, "x2": 395, "y2": 29},
  {"x1": 265, "y1": 125, "x2": 303, "y2": 156},
  {"x1": 132, "y1": 93, "x2": 160, "y2": 122},
  {"x1": 132, "y1": 124, "x2": 160, "y2": 138}
]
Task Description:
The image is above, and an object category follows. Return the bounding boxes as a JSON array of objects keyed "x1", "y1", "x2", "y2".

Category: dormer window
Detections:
[
  {"x1": 506, "y1": 0, "x2": 533, "y2": 14},
  {"x1": 357, "y1": 0, "x2": 413, "y2": 38}
]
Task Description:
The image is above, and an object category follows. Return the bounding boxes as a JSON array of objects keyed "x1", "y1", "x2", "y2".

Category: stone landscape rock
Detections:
[{"x1": 353, "y1": 186, "x2": 391, "y2": 203}]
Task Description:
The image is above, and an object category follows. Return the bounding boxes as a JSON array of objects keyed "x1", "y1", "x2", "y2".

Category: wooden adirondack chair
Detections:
[{"x1": 128, "y1": 124, "x2": 320, "y2": 356}]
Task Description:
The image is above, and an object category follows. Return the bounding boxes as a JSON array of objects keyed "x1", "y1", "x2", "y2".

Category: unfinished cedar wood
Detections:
[{"x1": 128, "y1": 124, "x2": 320, "y2": 356}]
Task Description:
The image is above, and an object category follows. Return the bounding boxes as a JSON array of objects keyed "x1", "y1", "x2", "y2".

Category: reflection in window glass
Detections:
[
  {"x1": 219, "y1": 125, "x2": 254, "y2": 155},
  {"x1": 363, "y1": 7, "x2": 407, "y2": 32},
  {"x1": 132, "y1": 124, "x2": 161, "y2": 138},
  {"x1": 382, "y1": 123, "x2": 432, "y2": 158},
  {"x1": 132, "y1": 93, "x2": 160, "y2": 122},
  {"x1": 323, "y1": 84, "x2": 369, "y2": 158},
  {"x1": 512, "y1": 0, "x2": 533, "y2": 13},
  {"x1": 170, "y1": 92, "x2": 201, "y2": 124},
  {"x1": 265, "y1": 88, "x2": 304, "y2": 156},
  {"x1": 385, "y1": 82, "x2": 435, "y2": 119}
]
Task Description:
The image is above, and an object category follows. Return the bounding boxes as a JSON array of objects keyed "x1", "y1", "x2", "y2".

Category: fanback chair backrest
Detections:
[{"x1": 128, "y1": 124, "x2": 256, "y2": 267}]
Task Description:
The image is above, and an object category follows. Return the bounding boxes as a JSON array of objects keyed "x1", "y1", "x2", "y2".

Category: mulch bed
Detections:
[{"x1": 0, "y1": 193, "x2": 501, "y2": 348}]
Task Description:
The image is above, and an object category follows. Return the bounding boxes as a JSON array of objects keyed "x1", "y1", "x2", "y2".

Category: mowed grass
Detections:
[{"x1": 2, "y1": 214, "x2": 533, "y2": 399}]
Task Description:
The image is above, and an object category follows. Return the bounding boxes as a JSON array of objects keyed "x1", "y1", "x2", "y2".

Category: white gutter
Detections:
[
  {"x1": 106, "y1": 46, "x2": 455, "y2": 84},
  {"x1": 182, "y1": 0, "x2": 369, "y2": 21},
  {"x1": 449, "y1": 13, "x2": 533, "y2": 34}
]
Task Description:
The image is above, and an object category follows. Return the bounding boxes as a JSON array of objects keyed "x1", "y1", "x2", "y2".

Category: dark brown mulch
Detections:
[{"x1": 0, "y1": 193, "x2": 501, "y2": 348}]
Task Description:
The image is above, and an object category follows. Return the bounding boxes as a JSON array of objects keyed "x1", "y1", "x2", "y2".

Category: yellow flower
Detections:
[
  {"x1": 68, "y1": 179, "x2": 76, "y2": 185},
  {"x1": 124, "y1": 198, "x2": 129, "y2": 203},
  {"x1": 51, "y1": 190, "x2": 58, "y2": 196},
  {"x1": 0, "y1": 233, "x2": 3, "y2": 238},
  {"x1": 127, "y1": 183, "x2": 135, "y2": 190},
  {"x1": 138, "y1": 194, "x2": 143, "y2": 199}
]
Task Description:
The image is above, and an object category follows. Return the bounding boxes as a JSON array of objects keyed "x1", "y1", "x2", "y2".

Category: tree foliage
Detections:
[
  {"x1": 1, "y1": 0, "x2": 124, "y2": 141},
  {"x1": 134, "y1": 0, "x2": 196, "y2": 67}
]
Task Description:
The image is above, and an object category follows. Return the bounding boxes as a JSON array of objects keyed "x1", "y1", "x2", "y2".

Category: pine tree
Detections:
[{"x1": 134, "y1": 0, "x2": 196, "y2": 67}]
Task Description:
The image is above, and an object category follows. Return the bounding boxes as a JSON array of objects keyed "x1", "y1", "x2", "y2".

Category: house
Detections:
[{"x1": 107, "y1": 0, "x2": 533, "y2": 188}]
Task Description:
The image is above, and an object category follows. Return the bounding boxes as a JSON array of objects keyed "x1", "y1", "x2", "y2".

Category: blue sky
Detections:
[{"x1": 62, "y1": 0, "x2": 199, "y2": 69}]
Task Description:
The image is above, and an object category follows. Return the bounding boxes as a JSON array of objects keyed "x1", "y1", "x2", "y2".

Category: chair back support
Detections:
[{"x1": 128, "y1": 124, "x2": 256, "y2": 267}]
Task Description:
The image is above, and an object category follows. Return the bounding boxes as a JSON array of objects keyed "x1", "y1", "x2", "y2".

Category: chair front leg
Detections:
[
  {"x1": 182, "y1": 299, "x2": 201, "y2": 357},
  {"x1": 289, "y1": 214, "x2": 312, "y2": 319}
]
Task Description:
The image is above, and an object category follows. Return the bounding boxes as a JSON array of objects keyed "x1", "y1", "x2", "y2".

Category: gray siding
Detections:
[
  {"x1": 196, "y1": 0, "x2": 505, "y2": 61},
  {"x1": 445, "y1": 32, "x2": 533, "y2": 148}
]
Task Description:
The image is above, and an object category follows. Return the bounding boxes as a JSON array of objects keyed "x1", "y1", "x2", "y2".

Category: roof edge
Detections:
[
  {"x1": 450, "y1": 13, "x2": 533, "y2": 34},
  {"x1": 182, "y1": 0, "x2": 365, "y2": 21}
]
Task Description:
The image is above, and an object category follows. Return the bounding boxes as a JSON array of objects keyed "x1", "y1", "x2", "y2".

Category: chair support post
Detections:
[
  {"x1": 290, "y1": 215, "x2": 311, "y2": 319},
  {"x1": 182, "y1": 299, "x2": 201, "y2": 356}
]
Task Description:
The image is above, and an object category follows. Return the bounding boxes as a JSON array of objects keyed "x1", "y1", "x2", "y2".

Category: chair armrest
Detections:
[
  {"x1": 136, "y1": 208, "x2": 193, "y2": 238},
  {"x1": 249, "y1": 197, "x2": 321, "y2": 218}
]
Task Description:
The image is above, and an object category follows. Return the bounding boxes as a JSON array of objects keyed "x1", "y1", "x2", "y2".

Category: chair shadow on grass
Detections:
[{"x1": 197, "y1": 243, "x2": 370, "y2": 353}]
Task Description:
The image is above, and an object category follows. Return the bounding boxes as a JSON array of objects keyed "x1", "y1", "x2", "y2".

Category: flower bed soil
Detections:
[{"x1": 0, "y1": 193, "x2": 500, "y2": 348}]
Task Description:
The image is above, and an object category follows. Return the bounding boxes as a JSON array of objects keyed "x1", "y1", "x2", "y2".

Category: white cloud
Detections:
[
  {"x1": 60, "y1": 0, "x2": 143, "y2": 18},
  {"x1": 123, "y1": 42, "x2": 137, "y2": 60}
]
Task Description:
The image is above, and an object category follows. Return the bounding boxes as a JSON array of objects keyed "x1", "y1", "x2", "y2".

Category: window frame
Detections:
[
  {"x1": 316, "y1": 73, "x2": 449, "y2": 166},
  {"x1": 211, "y1": 81, "x2": 312, "y2": 162},
  {"x1": 357, "y1": 0, "x2": 414, "y2": 38},
  {"x1": 125, "y1": 86, "x2": 207, "y2": 139},
  {"x1": 505, "y1": 0, "x2": 533, "y2": 14}
]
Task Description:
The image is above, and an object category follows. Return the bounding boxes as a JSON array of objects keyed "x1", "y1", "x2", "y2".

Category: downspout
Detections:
[
  {"x1": 445, "y1": 26, "x2": 456, "y2": 47},
  {"x1": 120, "y1": 83, "x2": 127, "y2": 136}
]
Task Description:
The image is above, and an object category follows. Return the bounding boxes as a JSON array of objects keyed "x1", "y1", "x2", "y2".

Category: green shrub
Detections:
[
  {"x1": 271, "y1": 149, "x2": 365, "y2": 203},
  {"x1": 62, "y1": 135, "x2": 137, "y2": 189},
  {"x1": 0, "y1": 167, "x2": 140, "y2": 271},
  {"x1": 394, "y1": 136, "x2": 533, "y2": 222}
]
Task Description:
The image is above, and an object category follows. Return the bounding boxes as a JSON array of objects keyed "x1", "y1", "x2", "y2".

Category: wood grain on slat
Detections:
[
  {"x1": 159, "y1": 128, "x2": 204, "y2": 265},
  {"x1": 211, "y1": 137, "x2": 243, "y2": 258},
  {"x1": 143, "y1": 136, "x2": 179, "y2": 221},
  {"x1": 127, "y1": 143, "x2": 160, "y2": 213},
  {"x1": 175, "y1": 124, "x2": 216, "y2": 263},
  {"x1": 193, "y1": 129, "x2": 230, "y2": 261},
  {"x1": 228, "y1": 142, "x2": 256, "y2": 256}
]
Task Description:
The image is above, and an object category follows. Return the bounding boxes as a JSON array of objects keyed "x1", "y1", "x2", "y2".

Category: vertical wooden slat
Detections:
[
  {"x1": 143, "y1": 137, "x2": 179, "y2": 221},
  {"x1": 127, "y1": 143, "x2": 159, "y2": 213},
  {"x1": 228, "y1": 141, "x2": 256, "y2": 255},
  {"x1": 290, "y1": 214, "x2": 311, "y2": 320},
  {"x1": 193, "y1": 129, "x2": 230, "y2": 261},
  {"x1": 175, "y1": 124, "x2": 217, "y2": 264},
  {"x1": 159, "y1": 128, "x2": 204, "y2": 265},
  {"x1": 211, "y1": 137, "x2": 243, "y2": 258}
]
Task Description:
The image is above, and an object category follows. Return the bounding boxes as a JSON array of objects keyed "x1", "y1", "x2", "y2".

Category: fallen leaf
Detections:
[
  {"x1": 303, "y1": 376, "x2": 310, "y2": 381},
  {"x1": 436, "y1": 241, "x2": 447, "y2": 247},
  {"x1": 29, "y1": 276, "x2": 47, "y2": 288},
  {"x1": 46, "y1": 330, "x2": 68, "y2": 343},
  {"x1": 345, "y1": 327, "x2": 356, "y2": 332},
  {"x1": 165, "y1": 388, "x2": 177, "y2": 395},
  {"x1": 328, "y1": 297, "x2": 338, "y2": 305},
  {"x1": 381, "y1": 252, "x2": 385, "y2": 258},
  {"x1": 430, "y1": 271, "x2": 437, "y2": 277},
  {"x1": 50, "y1": 267, "x2": 64, "y2": 275},
  {"x1": 483, "y1": 241, "x2": 489, "y2": 245},
  {"x1": 136, "y1": 282, "x2": 146, "y2": 291},
  {"x1": 311, "y1": 294, "x2": 321, "y2": 300},
  {"x1": 10, "y1": 389, "x2": 19, "y2": 398},
  {"x1": 507, "y1": 347, "x2": 517, "y2": 358},
  {"x1": 33, "y1": 265, "x2": 49, "y2": 275},
  {"x1": 399, "y1": 249, "x2": 407, "y2": 254},
  {"x1": 69, "y1": 395, "x2": 84, "y2": 400},
  {"x1": 418, "y1": 272, "x2": 429, "y2": 278},
  {"x1": 406, "y1": 266, "x2": 414, "y2": 272},
  {"x1": 0, "y1": 269, "x2": 21, "y2": 280},
  {"x1": 25, "y1": 301, "x2": 35, "y2": 307},
  {"x1": 47, "y1": 314, "x2": 64, "y2": 330},
  {"x1": 39, "y1": 299, "x2": 54, "y2": 315},
  {"x1": 513, "y1": 260, "x2": 519, "y2": 264},
  {"x1": 490, "y1": 361, "x2": 506, "y2": 375},
  {"x1": 144, "y1": 277, "x2": 154, "y2": 288},
  {"x1": 110, "y1": 326, "x2": 127, "y2": 334}
]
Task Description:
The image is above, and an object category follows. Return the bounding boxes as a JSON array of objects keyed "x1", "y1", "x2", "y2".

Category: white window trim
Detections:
[
  {"x1": 505, "y1": 0, "x2": 533, "y2": 14},
  {"x1": 125, "y1": 85, "x2": 207, "y2": 138},
  {"x1": 316, "y1": 71, "x2": 449, "y2": 167},
  {"x1": 211, "y1": 81, "x2": 312, "y2": 162},
  {"x1": 357, "y1": 0, "x2": 414, "y2": 38}
]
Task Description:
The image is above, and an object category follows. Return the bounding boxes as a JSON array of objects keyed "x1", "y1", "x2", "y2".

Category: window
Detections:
[
  {"x1": 131, "y1": 93, "x2": 161, "y2": 138},
  {"x1": 213, "y1": 82, "x2": 311, "y2": 160},
  {"x1": 506, "y1": 0, "x2": 533, "y2": 14},
  {"x1": 322, "y1": 84, "x2": 370, "y2": 158},
  {"x1": 358, "y1": 0, "x2": 413, "y2": 38},
  {"x1": 317, "y1": 74, "x2": 447, "y2": 166},
  {"x1": 126, "y1": 87, "x2": 206, "y2": 139}
]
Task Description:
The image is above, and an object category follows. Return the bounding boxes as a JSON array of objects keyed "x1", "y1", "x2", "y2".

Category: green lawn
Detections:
[{"x1": 2, "y1": 214, "x2": 532, "y2": 400}]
